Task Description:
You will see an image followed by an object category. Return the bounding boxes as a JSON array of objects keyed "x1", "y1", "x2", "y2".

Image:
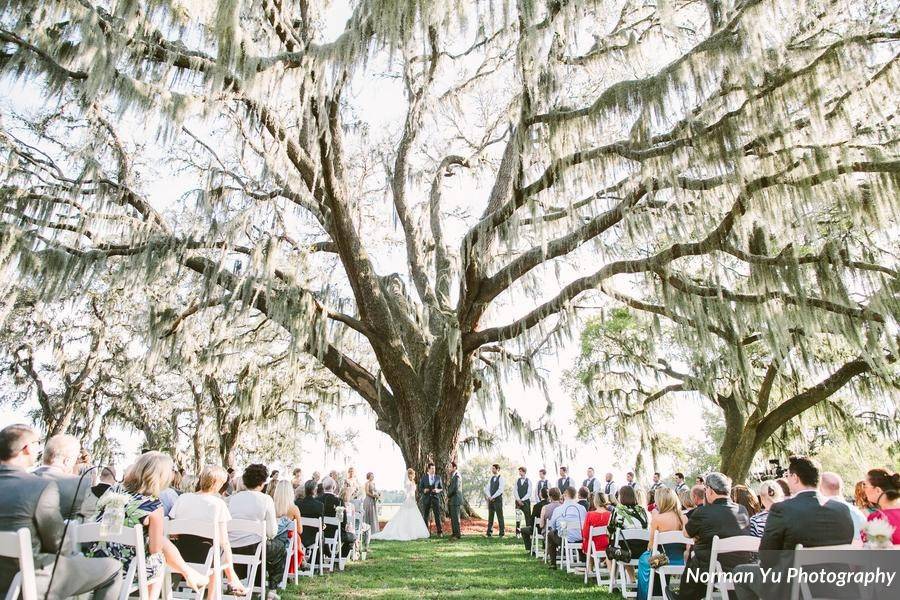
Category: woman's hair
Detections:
[
  {"x1": 273, "y1": 480, "x2": 295, "y2": 517},
  {"x1": 407, "y1": 468, "x2": 415, "y2": 481},
  {"x1": 197, "y1": 465, "x2": 228, "y2": 493},
  {"x1": 242, "y1": 463, "x2": 269, "y2": 490},
  {"x1": 867, "y1": 468, "x2": 900, "y2": 502},
  {"x1": 648, "y1": 490, "x2": 656, "y2": 506},
  {"x1": 170, "y1": 468, "x2": 184, "y2": 491},
  {"x1": 679, "y1": 489, "x2": 695, "y2": 509},
  {"x1": 731, "y1": 484, "x2": 761, "y2": 517},
  {"x1": 757, "y1": 480, "x2": 785, "y2": 505},
  {"x1": 854, "y1": 480, "x2": 874, "y2": 510},
  {"x1": 654, "y1": 487, "x2": 682, "y2": 516},
  {"x1": 124, "y1": 451, "x2": 173, "y2": 497},
  {"x1": 618, "y1": 485, "x2": 637, "y2": 506},
  {"x1": 593, "y1": 491, "x2": 608, "y2": 510},
  {"x1": 775, "y1": 478, "x2": 791, "y2": 497},
  {"x1": 366, "y1": 472, "x2": 374, "y2": 480},
  {"x1": 635, "y1": 489, "x2": 648, "y2": 507}
]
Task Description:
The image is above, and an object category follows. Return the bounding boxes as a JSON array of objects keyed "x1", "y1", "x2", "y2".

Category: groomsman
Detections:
[
  {"x1": 674, "y1": 472, "x2": 688, "y2": 495},
  {"x1": 603, "y1": 472, "x2": 618, "y2": 498},
  {"x1": 649, "y1": 472, "x2": 663, "y2": 492},
  {"x1": 484, "y1": 463, "x2": 505, "y2": 537},
  {"x1": 535, "y1": 469, "x2": 549, "y2": 499},
  {"x1": 556, "y1": 466, "x2": 571, "y2": 492},
  {"x1": 514, "y1": 467, "x2": 533, "y2": 531},
  {"x1": 583, "y1": 467, "x2": 598, "y2": 494},
  {"x1": 624, "y1": 471, "x2": 639, "y2": 492},
  {"x1": 447, "y1": 461, "x2": 463, "y2": 539}
]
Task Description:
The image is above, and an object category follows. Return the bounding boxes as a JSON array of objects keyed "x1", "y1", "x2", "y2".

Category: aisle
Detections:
[{"x1": 283, "y1": 536, "x2": 618, "y2": 599}]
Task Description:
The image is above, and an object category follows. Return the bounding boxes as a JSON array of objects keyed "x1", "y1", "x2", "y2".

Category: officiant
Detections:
[{"x1": 418, "y1": 462, "x2": 444, "y2": 536}]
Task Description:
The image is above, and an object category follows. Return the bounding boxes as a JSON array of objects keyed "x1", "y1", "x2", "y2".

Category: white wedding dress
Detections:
[{"x1": 371, "y1": 479, "x2": 430, "y2": 541}]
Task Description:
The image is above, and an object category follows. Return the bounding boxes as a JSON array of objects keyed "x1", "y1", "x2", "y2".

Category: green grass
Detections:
[{"x1": 282, "y1": 536, "x2": 618, "y2": 599}]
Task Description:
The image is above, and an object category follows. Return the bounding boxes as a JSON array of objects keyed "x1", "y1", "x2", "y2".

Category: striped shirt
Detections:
[{"x1": 747, "y1": 509, "x2": 769, "y2": 537}]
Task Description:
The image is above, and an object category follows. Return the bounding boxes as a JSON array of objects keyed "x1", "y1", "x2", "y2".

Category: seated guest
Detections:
[
  {"x1": 158, "y1": 467, "x2": 183, "y2": 516},
  {"x1": 862, "y1": 467, "x2": 900, "y2": 544},
  {"x1": 647, "y1": 490, "x2": 656, "y2": 513},
  {"x1": 746, "y1": 480, "x2": 783, "y2": 537},
  {"x1": 0, "y1": 424, "x2": 123, "y2": 599},
  {"x1": 608, "y1": 485, "x2": 650, "y2": 556},
  {"x1": 91, "y1": 451, "x2": 208, "y2": 598},
  {"x1": 539, "y1": 487, "x2": 563, "y2": 534},
  {"x1": 80, "y1": 466, "x2": 117, "y2": 521},
  {"x1": 296, "y1": 479, "x2": 325, "y2": 549},
  {"x1": 819, "y1": 471, "x2": 866, "y2": 541},
  {"x1": 577, "y1": 486, "x2": 590, "y2": 511},
  {"x1": 733, "y1": 456, "x2": 854, "y2": 600},
  {"x1": 170, "y1": 465, "x2": 246, "y2": 597},
  {"x1": 32, "y1": 433, "x2": 90, "y2": 519},
  {"x1": 520, "y1": 487, "x2": 549, "y2": 552},
  {"x1": 675, "y1": 472, "x2": 751, "y2": 600},
  {"x1": 679, "y1": 489, "x2": 694, "y2": 512},
  {"x1": 581, "y1": 491, "x2": 612, "y2": 573},
  {"x1": 855, "y1": 480, "x2": 876, "y2": 514},
  {"x1": 684, "y1": 484, "x2": 705, "y2": 518},
  {"x1": 597, "y1": 492, "x2": 613, "y2": 511},
  {"x1": 730, "y1": 484, "x2": 758, "y2": 526},
  {"x1": 228, "y1": 463, "x2": 286, "y2": 590},
  {"x1": 321, "y1": 476, "x2": 357, "y2": 559},
  {"x1": 637, "y1": 487, "x2": 686, "y2": 600},
  {"x1": 546, "y1": 487, "x2": 586, "y2": 569},
  {"x1": 273, "y1": 479, "x2": 304, "y2": 571}
]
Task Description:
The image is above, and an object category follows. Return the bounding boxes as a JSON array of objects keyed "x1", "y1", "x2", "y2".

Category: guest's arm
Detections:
[
  {"x1": 265, "y1": 498, "x2": 277, "y2": 539},
  {"x1": 146, "y1": 507, "x2": 165, "y2": 554}
]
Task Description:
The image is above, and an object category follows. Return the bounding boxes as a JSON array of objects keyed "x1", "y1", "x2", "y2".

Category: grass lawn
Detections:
[{"x1": 282, "y1": 535, "x2": 618, "y2": 599}]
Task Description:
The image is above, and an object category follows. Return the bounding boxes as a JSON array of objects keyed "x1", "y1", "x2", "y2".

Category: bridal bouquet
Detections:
[
  {"x1": 862, "y1": 518, "x2": 895, "y2": 549},
  {"x1": 97, "y1": 491, "x2": 132, "y2": 512}
]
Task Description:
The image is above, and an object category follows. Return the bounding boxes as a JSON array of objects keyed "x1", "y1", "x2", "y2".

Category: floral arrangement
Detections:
[
  {"x1": 862, "y1": 518, "x2": 895, "y2": 549},
  {"x1": 96, "y1": 491, "x2": 132, "y2": 512}
]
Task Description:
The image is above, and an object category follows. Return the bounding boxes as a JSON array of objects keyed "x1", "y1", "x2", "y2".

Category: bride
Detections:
[{"x1": 371, "y1": 468, "x2": 430, "y2": 541}]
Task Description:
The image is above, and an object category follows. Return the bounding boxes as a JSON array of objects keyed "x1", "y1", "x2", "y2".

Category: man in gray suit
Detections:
[
  {"x1": 32, "y1": 434, "x2": 90, "y2": 520},
  {"x1": 0, "y1": 424, "x2": 121, "y2": 599},
  {"x1": 447, "y1": 461, "x2": 463, "y2": 539}
]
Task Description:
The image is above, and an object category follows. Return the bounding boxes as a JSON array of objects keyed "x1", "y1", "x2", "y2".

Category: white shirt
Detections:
[
  {"x1": 603, "y1": 480, "x2": 618, "y2": 497},
  {"x1": 484, "y1": 475, "x2": 504, "y2": 500},
  {"x1": 824, "y1": 495, "x2": 866, "y2": 540},
  {"x1": 171, "y1": 493, "x2": 232, "y2": 544},
  {"x1": 227, "y1": 490, "x2": 277, "y2": 547},
  {"x1": 514, "y1": 477, "x2": 533, "y2": 503}
]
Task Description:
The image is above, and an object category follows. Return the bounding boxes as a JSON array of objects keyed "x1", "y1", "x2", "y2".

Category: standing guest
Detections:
[
  {"x1": 731, "y1": 485, "x2": 760, "y2": 519},
  {"x1": 91, "y1": 452, "x2": 208, "y2": 598},
  {"x1": 603, "y1": 472, "x2": 618, "y2": 498},
  {"x1": 228, "y1": 464, "x2": 285, "y2": 591},
  {"x1": 556, "y1": 466, "x2": 571, "y2": 493},
  {"x1": 0, "y1": 424, "x2": 123, "y2": 599},
  {"x1": 170, "y1": 465, "x2": 246, "y2": 597},
  {"x1": 32, "y1": 433, "x2": 90, "y2": 519},
  {"x1": 514, "y1": 467, "x2": 534, "y2": 529},
  {"x1": 264, "y1": 470, "x2": 281, "y2": 497},
  {"x1": 733, "y1": 457, "x2": 854, "y2": 600},
  {"x1": 746, "y1": 480, "x2": 783, "y2": 537},
  {"x1": 649, "y1": 473, "x2": 663, "y2": 492},
  {"x1": 447, "y1": 461, "x2": 463, "y2": 539},
  {"x1": 535, "y1": 469, "x2": 549, "y2": 499},
  {"x1": 685, "y1": 485, "x2": 705, "y2": 518},
  {"x1": 819, "y1": 472, "x2": 866, "y2": 540},
  {"x1": 81, "y1": 466, "x2": 118, "y2": 521},
  {"x1": 484, "y1": 463, "x2": 505, "y2": 537},
  {"x1": 363, "y1": 472, "x2": 380, "y2": 534},
  {"x1": 862, "y1": 467, "x2": 900, "y2": 545},
  {"x1": 855, "y1": 479, "x2": 876, "y2": 514},
  {"x1": 344, "y1": 467, "x2": 363, "y2": 514},
  {"x1": 321, "y1": 477, "x2": 357, "y2": 559},
  {"x1": 607, "y1": 485, "x2": 649, "y2": 566},
  {"x1": 636, "y1": 488, "x2": 687, "y2": 600},
  {"x1": 577, "y1": 486, "x2": 591, "y2": 511},
  {"x1": 673, "y1": 472, "x2": 688, "y2": 495},
  {"x1": 520, "y1": 487, "x2": 549, "y2": 551},
  {"x1": 291, "y1": 468, "x2": 303, "y2": 490},
  {"x1": 158, "y1": 467, "x2": 183, "y2": 516},
  {"x1": 546, "y1": 487, "x2": 587, "y2": 569},
  {"x1": 583, "y1": 468, "x2": 598, "y2": 495},
  {"x1": 296, "y1": 480, "x2": 325, "y2": 550},
  {"x1": 272, "y1": 480, "x2": 304, "y2": 574},
  {"x1": 581, "y1": 491, "x2": 612, "y2": 573}
]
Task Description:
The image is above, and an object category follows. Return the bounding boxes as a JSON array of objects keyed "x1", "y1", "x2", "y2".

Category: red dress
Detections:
[
  {"x1": 866, "y1": 508, "x2": 900, "y2": 544},
  {"x1": 581, "y1": 509, "x2": 611, "y2": 554}
]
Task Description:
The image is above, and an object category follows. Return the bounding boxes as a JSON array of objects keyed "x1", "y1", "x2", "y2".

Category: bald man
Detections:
[{"x1": 819, "y1": 471, "x2": 865, "y2": 540}]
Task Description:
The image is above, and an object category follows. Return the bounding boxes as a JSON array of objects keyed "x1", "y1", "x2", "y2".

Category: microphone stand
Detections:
[{"x1": 44, "y1": 464, "x2": 98, "y2": 600}]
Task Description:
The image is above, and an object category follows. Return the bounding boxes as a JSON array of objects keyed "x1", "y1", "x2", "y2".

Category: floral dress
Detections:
[{"x1": 88, "y1": 488, "x2": 165, "y2": 580}]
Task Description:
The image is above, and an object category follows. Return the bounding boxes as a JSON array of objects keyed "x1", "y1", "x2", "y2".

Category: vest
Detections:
[
  {"x1": 605, "y1": 481, "x2": 615, "y2": 494},
  {"x1": 585, "y1": 477, "x2": 595, "y2": 491},
  {"x1": 558, "y1": 477, "x2": 570, "y2": 490},
  {"x1": 517, "y1": 478, "x2": 529, "y2": 499},
  {"x1": 490, "y1": 475, "x2": 500, "y2": 495}
]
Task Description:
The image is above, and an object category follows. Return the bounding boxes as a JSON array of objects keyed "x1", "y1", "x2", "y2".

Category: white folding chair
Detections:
[
  {"x1": 560, "y1": 519, "x2": 585, "y2": 574},
  {"x1": 583, "y1": 525, "x2": 611, "y2": 586},
  {"x1": 164, "y1": 518, "x2": 221, "y2": 600},
  {"x1": 791, "y1": 544, "x2": 880, "y2": 600},
  {"x1": 298, "y1": 517, "x2": 323, "y2": 577},
  {"x1": 531, "y1": 524, "x2": 544, "y2": 558},
  {"x1": 277, "y1": 520, "x2": 299, "y2": 589},
  {"x1": 226, "y1": 520, "x2": 266, "y2": 600},
  {"x1": 74, "y1": 522, "x2": 156, "y2": 600},
  {"x1": 647, "y1": 530, "x2": 692, "y2": 600},
  {"x1": 0, "y1": 528, "x2": 37, "y2": 600},
  {"x1": 515, "y1": 509, "x2": 524, "y2": 538},
  {"x1": 322, "y1": 516, "x2": 341, "y2": 573},
  {"x1": 704, "y1": 535, "x2": 760, "y2": 600},
  {"x1": 609, "y1": 528, "x2": 650, "y2": 598}
]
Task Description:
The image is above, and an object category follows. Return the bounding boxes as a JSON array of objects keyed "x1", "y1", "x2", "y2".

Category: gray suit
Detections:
[
  {"x1": 32, "y1": 465, "x2": 90, "y2": 520},
  {"x1": 0, "y1": 465, "x2": 121, "y2": 599}
]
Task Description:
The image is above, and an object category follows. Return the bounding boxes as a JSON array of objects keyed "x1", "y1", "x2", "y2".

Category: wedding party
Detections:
[{"x1": 0, "y1": 0, "x2": 898, "y2": 598}]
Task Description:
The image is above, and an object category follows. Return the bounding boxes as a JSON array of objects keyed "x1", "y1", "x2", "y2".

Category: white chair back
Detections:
[
  {"x1": 647, "y1": 529, "x2": 693, "y2": 600},
  {"x1": 164, "y1": 518, "x2": 221, "y2": 600},
  {"x1": 790, "y1": 544, "x2": 883, "y2": 600},
  {"x1": 75, "y1": 523, "x2": 153, "y2": 600},
  {"x1": 227, "y1": 519, "x2": 267, "y2": 600},
  {"x1": 277, "y1": 520, "x2": 299, "y2": 589},
  {"x1": 0, "y1": 528, "x2": 37, "y2": 600},
  {"x1": 584, "y1": 525, "x2": 611, "y2": 586},
  {"x1": 299, "y1": 517, "x2": 323, "y2": 576},
  {"x1": 322, "y1": 516, "x2": 341, "y2": 572},
  {"x1": 705, "y1": 535, "x2": 760, "y2": 600}
]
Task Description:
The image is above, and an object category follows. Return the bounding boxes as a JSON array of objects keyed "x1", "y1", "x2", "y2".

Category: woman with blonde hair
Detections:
[
  {"x1": 272, "y1": 479, "x2": 305, "y2": 576},
  {"x1": 90, "y1": 452, "x2": 208, "y2": 599},
  {"x1": 747, "y1": 480, "x2": 784, "y2": 537},
  {"x1": 170, "y1": 465, "x2": 247, "y2": 597},
  {"x1": 636, "y1": 487, "x2": 687, "y2": 600}
]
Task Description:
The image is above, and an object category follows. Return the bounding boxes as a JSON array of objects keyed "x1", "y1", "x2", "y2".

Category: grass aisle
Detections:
[{"x1": 283, "y1": 536, "x2": 619, "y2": 599}]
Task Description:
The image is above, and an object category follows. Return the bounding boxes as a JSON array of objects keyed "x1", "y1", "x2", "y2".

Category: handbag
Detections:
[
  {"x1": 648, "y1": 552, "x2": 670, "y2": 568},
  {"x1": 605, "y1": 541, "x2": 631, "y2": 562}
]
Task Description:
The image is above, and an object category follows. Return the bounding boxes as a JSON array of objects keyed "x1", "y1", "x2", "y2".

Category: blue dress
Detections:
[{"x1": 636, "y1": 541, "x2": 686, "y2": 600}]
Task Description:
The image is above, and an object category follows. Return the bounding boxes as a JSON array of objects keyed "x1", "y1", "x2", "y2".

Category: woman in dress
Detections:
[
  {"x1": 371, "y1": 468, "x2": 430, "y2": 541},
  {"x1": 272, "y1": 479, "x2": 304, "y2": 575},
  {"x1": 607, "y1": 485, "x2": 649, "y2": 580},
  {"x1": 581, "y1": 491, "x2": 612, "y2": 574},
  {"x1": 363, "y1": 472, "x2": 380, "y2": 533},
  {"x1": 636, "y1": 487, "x2": 687, "y2": 600},
  {"x1": 863, "y1": 468, "x2": 900, "y2": 544},
  {"x1": 90, "y1": 451, "x2": 208, "y2": 599}
]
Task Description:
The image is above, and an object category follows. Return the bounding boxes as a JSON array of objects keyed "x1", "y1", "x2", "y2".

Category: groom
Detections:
[{"x1": 418, "y1": 462, "x2": 443, "y2": 536}]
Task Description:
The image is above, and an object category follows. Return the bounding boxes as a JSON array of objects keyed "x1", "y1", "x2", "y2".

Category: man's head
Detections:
[
  {"x1": 427, "y1": 463, "x2": 436, "y2": 475},
  {"x1": 605, "y1": 472, "x2": 613, "y2": 482},
  {"x1": 292, "y1": 467, "x2": 302, "y2": 478},
  {"x1": 450, "y1": 461, "x2": 457, "y2": 471},
  {"x1": 696, "y1": 476, "x2": 705, "y2": 485},
  {"x1": 540, "y1": 487, "x2": 549, "y2": 501},
  {"x1": 518, "y1": 466, "x2": 526, "y2": 477},
  {"x1": 675, "y1": 472, "x2": 685, "y2": 484},
  {"x1": 626, "y1": 471, "x2": 635, "y2": 483},
  {"x1": 312, "y1": 470, "x2": 321, "y2": 481},
  {"x1": 43, "y1": 434, "x2": 81, "y2": 473},
  {"x1": 564, "y1": 486, "x2": 577, "y2": 500},
  {"x1": 786, "y1": 455, "x2": 820, "y2": 493},
  {"x1": 587, "y1": 467, "x2": 595, "y2": 478},
  {"x1": 347, "y1": 467, "x2": 355, "y2": 478},
  {"x1": 704, "y1": 472, "x2": 731, "y2": 503},
  {"x1": 578, "y1": 486, "x2": 589, "y2": 500},
  {"x1": 242, "y1": 463, "x2": 269, "y2": 490},
  {"x1": 0, "y1": 424, "x2": 40, "y2": 467},
  {"x1": 304, "y1": 479, "x2": 317, "y2": 497},
  {"x1": 538, "y1": 468, "x2": 546, "y2": 479},
  {"x1": 820, "y1": 471, "x2": 844, "y2": 497},
  {"x1": 548, "y1": 487, "x2": 561, "y2": 501},
  {"x1": 491, "y1": 463, "x2": 500, "y2": 475},
  {"x1": 559, "y1": 466, "x2": 568, "y2": 477},
  {"x1": 653, "y1": 472, "x2": 660, "y2": 483},
  {"x1": 322, "y1": 476, "x2": 338, "y2": 494},
  {"x1": 328, "y1": 469, "x2": 339, "y2": 480},
  {"x1": 691, "y1": 484, "x2": 706, "y2": 506}
]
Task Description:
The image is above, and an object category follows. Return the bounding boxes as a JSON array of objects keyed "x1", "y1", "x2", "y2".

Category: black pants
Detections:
[
  {"x1": 421, "y1": 494, "x2": 442, "y2": 534},
  {"x1": 232, "y1": 538, "x2": 287, "y2": 588},
  {"x1": 516, "y1": 500, "x2": 532, "y2": 530},
  {"x1": 449, "y1": 501, "x2": 462, "y2": 537},
  {"x1": 520, "y1": 524, "x2": 541, "y2": 551},
  {"x1": 487, "y1": 496, "x2": 504, "y2": 535},
  {"x1": 547, "y1": 529, "x2": 562, "y2": 566}
]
